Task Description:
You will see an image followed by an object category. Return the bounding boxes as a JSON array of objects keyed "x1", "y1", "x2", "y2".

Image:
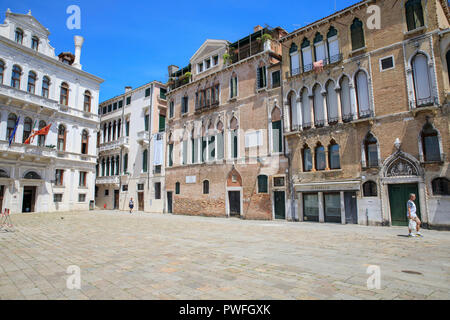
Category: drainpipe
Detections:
[{"x1": 147, "y1": 84, "x2": 154, "y2": 197}]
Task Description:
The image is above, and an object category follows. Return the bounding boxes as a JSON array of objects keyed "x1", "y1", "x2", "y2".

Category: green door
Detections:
[
  {"x1": 274, "y1": 191, "x2": 285, "y2": 219},
  {"x1": 388, "y1": 183, "x2": 421, "y2": 226}
]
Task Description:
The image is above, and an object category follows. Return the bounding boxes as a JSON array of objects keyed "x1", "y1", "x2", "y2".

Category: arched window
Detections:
[
  {"x1": 364, "y1": 132, "x2": 378, "y2": 167},
  {"x1": 24, "y1": 171, "x2": 41, "y2": 179},
  {"x1": 412, "y1": 53, "x2": 432, "y2": 107},
  {"x1": 230, "y1": 73, "x2": 238, "y2": 98},
  {"x1": 57, "y1": 125, "x2": 66, "y2": 151},
  {"x1": 257, "y1": 175, "x2": 268, "y2": 193},
  {"x1": 42, "y1": 76, "x2": 50, "y2": 98},
  {"x1": 313, "y1": 84, "x2": 324, "y2": 127},
  {"x1": 350, "y1": 18, "x2": 365, "y2": 51},
  {"x1": 6, "y1": 113, "x2": 17, "y2": 141},
  {"x1": 363, "y1": 181, "x2": 377, "y2": 197},
  {"x1": 421, "y1": 123, "x2": 440, "y2": 162},
  {"x1": 355, "y1": 70, "x2": 371, "y2": 117},
  {"x1": 81, "y1": 130, "x2": 89, "y2": 154},
  {"x1": 301, "y1": 38, "x2": 313, "y2": 72},
  {"x1": 115, "y1": 155, "x2": 120, "y2": 175},
  {"x1": 301, "y1": 88, "x2": 311, "y2": 129},
  {"x1": 112, "y1": 120, "x2": 117, "y2": 141},
  {"x1": 106, "y1": 157, "x2": 110, "y2": 176},
  {"x1": 203, "y1": 180, "x2": 209, "y2": 194},
  {"x1": 23, "y1": 117, "x2": 33, "y2": 143},
  {"x1": 11, "y1": 65, "x2": 22, "y2": 89},
  {"x1": 432, "y1": 178, "x2": 449, "y2": 196},
  {"x1": 313, "y1": 32, "x2": 326, "y2": 62},
  {"x1": 27, "y1": 71, "x2": 36, "y2": 94},
  {"x1": 327, "y1": 26, "x2": 340, "y2": 63},
  {"x1": 142, "y1": 149, "x2": 148, "y2": 172},
  {"x1": 288, "y1": 91, "x2": 299, "y2": 131},
  {"x1": 84, "y1": 90, "x2": 91, "y2": 112},
  {"x1": 326, "y1": 80, "x2": 338, "y2": 124},
  {"x1": 102, "y1": 123, "x2": 107, "y2": 142},
  {"x1": 328, "y1": 141, "x2": 340, "y2": 169},
  {"x1": 405, "y1": 0, "x2": 424, "y2": 31},
  {"x1": 315, "y1": 144, "x2": 326, "y2": 171},
  {"x1": 31, "y1": 36, "x2": 39, "y2": 51},
  {"x1": 108, "y1": 122, "x2": 112, "y2": 142},
  {"x1": 15, "y1": 28, "x2": 23, "y2": 44},
  {"x1": 0, "y1": 169, "x2": 9, "y2": 178},
  {"x1": 339, "y1": 76, "x2": 352, "y2": 122},
  {"x1": 175, "y1": 182, "x2": 180, "y2": 194},
  {"x1": 302, "y1": 144, "x2": 312, "y2": 172},
  {"x1": 216, "y1": 121, "x2": 224, "y2": 160},
  {"x1": 60, "y1": 82, "x2": 69, "y2": 105},
  {"x1": 117, "y1": 119, "x2": 121, "y2": 138},
  {"x1": 123, "y1": 153, "x2": 128, "y2": 173},
  {"x1": 37, "y1": 120, "x2": 46, "y2": 146},
  {"x1": 290, "y1": 43, "x2": 299, "y2": 76},
  {"x1": 0, "y1": 60, "x2": 4, "y2": 84},
  {"x1": 272, "y1": 108, "x2": 282, "y2": 153},
  {"x1": 230, "y1": 117, "x2": 238, "y2": 159}
]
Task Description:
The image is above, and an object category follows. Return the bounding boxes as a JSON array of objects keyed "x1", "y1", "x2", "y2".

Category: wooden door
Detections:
[
  {"x1": 274, "y1": 191, "x2": 285, "y2": 219},
  {"x1": 228, "y1": 191, "x2": 240, "y2": 216},
  {"x1": 138, "y1": 192, "x2": 144, "y2": 211},
  {"x1": 0, "y1": 185, "x2": 4, "y2": 213},
  {"x1": 344, "y1": 192, "x2": 358, "y2": 224},
  {"x1": 167, "y1": 192, "x2": 173, "y2": 213},
  {"x1": 114, "y1": 190, "x2": 119, "y2": 209},
  {"x1": 388, "y1": 183, "x2": 420, "y2": 226},
  {"x1": 22, "y1": 186, "x2": 36, "y2": 213}
]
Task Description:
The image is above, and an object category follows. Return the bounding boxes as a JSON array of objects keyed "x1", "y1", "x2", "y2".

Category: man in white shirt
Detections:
[{"x1": 407, "y1": 193, "x2": 422, "y2": 237}]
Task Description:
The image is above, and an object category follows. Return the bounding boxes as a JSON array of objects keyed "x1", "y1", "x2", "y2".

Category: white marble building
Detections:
[
  {"x1": 95, "y1": 81, "x2": 167, "y2": 212},
  {"x1": 0, "y1": 10, "x2": 103, "y2": 213}
]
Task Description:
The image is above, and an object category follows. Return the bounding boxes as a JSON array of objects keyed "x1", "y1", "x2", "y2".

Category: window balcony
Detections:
[
  {"x1": 290, "y1": 68, "x2": 301, "y2": 77},
  {"x1": 415, "y1": 96, "x2": 438, "y2": 108},
  {"x1": 303, "y1": 63, "x2": 313, "y2": 73},
  {"x1": 358, "y1": 109, "x2": 374, "y2": 119},
  {"x1": 314, "y1": 120, "x2": 325, "y2": 128},
  {"x1": 0, "y1": 83, "x2": 59, "y2": 114},
  {"x1": 0, "y1": 141, "x2": 57, "y2": 160},
  {"x1": 99, "y1": 140, "x2": 121, "y2": 152},
  {"x1": 342, "y1": 114, "x2": 354, "y2": 123},
  {"x1": 137, "y1": 131, "x2": 149, "y2": 145},
  {"x1": 96, "y1": 176, "x2": 120, "y2": 185},
  {"x1": 327, "y1": 116, "x2": 339, "y2": 125}
]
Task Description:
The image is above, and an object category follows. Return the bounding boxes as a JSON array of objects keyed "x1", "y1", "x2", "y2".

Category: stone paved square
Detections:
[{"x1": 0, "y1": 210, "x2": 449, "y2": 300}]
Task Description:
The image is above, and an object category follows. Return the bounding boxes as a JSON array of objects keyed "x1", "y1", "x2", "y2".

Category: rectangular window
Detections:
[
  {"x1": 137, "y1": 183, "x2": 144, "y2": 191},
  {"x1": 380, "y1": 56, "x2": 394, "y2": 71},
  {"x1": 118, "y1": 100, "x2": 123, "y2": 108},
  {"x1": 257, "y1": 66, "x2": 267, "y2": 89},
  {"x1": 55, "y1": 169, "x2": 64, "y2": 186},
  {"x1": 175, "y1": 183, "x2": 180, "y2": 194},
  {"x1": 273, "y1": 177, "x2": 285, "y2": 187},
  {"x1": 102, "y1": 106, "x2": 107, "y2": 114},
  {"x1": 78, "y1": 194, "x2": 86, "y2": 202},
  {"x1": 303, "y1": 193, "x2": 319, "y2": 221},
  {"x1": 258, "y1": 175, "x2": 268, "y2": 193},
  {"x1": 182, "y1": 140, "x2": 188, "y2": 165},
  {"x1": 169, "y1": 100, "x2": 174, "y2": 118},
  {"x1": 154, "y1": 165, "x2": 162, "y2": 174},
  {"x1": 126, "y1": 96, "x2": 131, "y2": 105},
  {"x1": 198, "y1": 62, "x2": 203, "y2": 73},
  {"x1": 231, "y1": 130, "x2": 238, "y2": 159},
  {"x1": 145, "y1": 88, "x2": 151, "y2": 97},
  {"x1": 205, "y1": 59, "x2": 211, "y2": 69},
  {"x1": 113, "y1": 102, "x2": 117, "y2": 110},
  {"x1": 213, "y1": 55, "x2": 219, "y2": 65},
  {"x1": 159, "y1": 114, "x2": 166, "y2": 132},
  {"x1": 53, "y1": 194, "x2": 63, "y2": 203},
  {"x1": 155, "y1": 182, "x2": 161, "y2": 199},
  {"x1": 181, "y1": 96, "x2": 188, "y2": 114},
  {"x1": 272, "y1": 71, "x2": 281, "y2": 88},
  {"x1": 168, "y1": 144, "x2": 173, "y2": 167},
  {"x1": 104, "y1": 189, "x2": 109, "y2": 196},
  {"x1": 122, "y1": 185, "x2": 128, "y2": 191},
  {"x1": 272, "y1": 120, "x2": 282, "y2": 153},
  {"x1": 126, "y1": 120, "x2": 130, "y2": 136},
  {"x1": 160, "y1": 88, "x2": 167, "y2": 100},
  {"x1": 108, "y1": 104, "x2": 112, "y2": 112},
  {"x1": 79, "y1": 171, "x2": 87, "y2": 187},
  {"x1": 144, "y1": 114, "x2": 149, "y2": 131}
]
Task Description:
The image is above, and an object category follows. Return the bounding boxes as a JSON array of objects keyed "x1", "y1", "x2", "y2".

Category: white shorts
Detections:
[{"x1": 409, "y1": 219, "x2": 417, "y2": 230}]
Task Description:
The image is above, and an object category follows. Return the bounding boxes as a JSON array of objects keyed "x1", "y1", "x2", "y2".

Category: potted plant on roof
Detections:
[
  {"x1": 223, "y1": 52, "x2": 232, "y2": 66},
  {"x1": 183, "y1": 71, "x2": 192, "y2": 83},
  {"x1": 257, "y1": 33, "x2": 273, "y2": 51}
]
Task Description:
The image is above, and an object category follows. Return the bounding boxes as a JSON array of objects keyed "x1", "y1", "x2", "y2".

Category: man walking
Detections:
[
  {"x1": 407, "y1": 193, "x2": 422, "y2": 237},
  {"x1": 129, "y1": 197, "x2": 134, "y2": 214}
]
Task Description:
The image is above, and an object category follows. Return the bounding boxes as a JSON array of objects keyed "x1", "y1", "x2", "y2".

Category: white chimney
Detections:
[
  {"x1": 125, "y1": 86, "x2": 132, "y2": 93},
  {"x1": 73, "y1": 35, "x2": 84, "y2": 70}
]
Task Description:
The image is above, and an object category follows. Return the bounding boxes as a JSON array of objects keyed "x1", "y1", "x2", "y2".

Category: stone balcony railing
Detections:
[
  {"x1": 96, "y1": 176, "x2": 120, "y2": 185},
  {"x1": 0, "y1": 84, "x2": 99, "y2": 122},
  {"x1": 98, "y1": 136, "x2": 130, "y2": 153},
  {"x1": 137, "y1": 131, "x2": 149, "y2": 145}
]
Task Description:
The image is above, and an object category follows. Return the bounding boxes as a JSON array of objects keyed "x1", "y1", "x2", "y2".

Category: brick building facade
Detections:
[
  {"x1": 280, "y1": 0, "x2": 450, "y2": 228},
  {"x1": 165, "y1": 26, "x2": 291, "y2": 219}
]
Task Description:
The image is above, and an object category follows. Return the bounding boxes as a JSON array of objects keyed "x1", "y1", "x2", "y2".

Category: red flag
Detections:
[
  {"x1": 313, "y1": 60, "x2": 324, "y2": 73},
  {"x1": 24, "y1": 124, "x2": 51, "y2": 145}
]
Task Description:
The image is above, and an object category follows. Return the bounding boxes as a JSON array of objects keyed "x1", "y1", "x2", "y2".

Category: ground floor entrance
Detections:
[
  {"x1": 388, "y1": 183, "x2": 421, "y2": 226},
  {"x1": 228, "y1": 191, "x2": 241, "y2": 217},
  {"x1": 138, "y1": 192, "x2": 144, "y2": 211},
  {"x1": 22, "y1": 186, "x2": 36, "y2": 213},
  {"x1": 167, "y1": 192, "x2": 173, "y2": 213},
  {"x1": 344, "y1": 192, "x2": 358, "y2": 224},
  {"x1": 114, "y1": 190, "x2": 119, "y2": 209},
  {"x1": 274, "y1": 191, "x2": 285, "y2": 219}
]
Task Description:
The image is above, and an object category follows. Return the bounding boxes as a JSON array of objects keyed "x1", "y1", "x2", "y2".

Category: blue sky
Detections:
[{"x1": 1, "y1": 0, "x2": 359, "y2": 101}]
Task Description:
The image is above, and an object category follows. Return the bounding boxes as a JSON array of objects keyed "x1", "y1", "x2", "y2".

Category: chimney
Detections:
[
  {"x1": 168, "y1": 65, "x2": 179, "y2": 77},
  {"x1": 73, "y1": 35, "x2": 84, "y2": 70},
  {"x1": 254, "y1": 25, "x2": 263, "y2": 32},
  {"x1": 125, "y1": 86, "x2": 132, "y2": 93}
]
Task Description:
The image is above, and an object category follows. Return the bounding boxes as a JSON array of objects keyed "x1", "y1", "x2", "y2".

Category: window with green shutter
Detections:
[
  {"x1": 405, "y1": 0, "x2": 424, "y2": 31},
  {"x1": 160, "y1": 88, "x2": 167, "y2": 100},
  {"x1": 123, "y1": 153, "x2": 128, "y2": 173},
  {"x1": 159, "y1": 114, "x2": 166, "y2": 132},
  {"x1": 231, "y1": 130, "x2": 238, "y2": 158},
  {"x1": 258, "y1": 175, "x2": 268, "y2": 193},
  {"x1": 145, "y1": 88, "x2": 151, "y2": 97},
  {"x1": 144, "y1": 114, "x2": 149, "y2": 131},
  {"x1": 272, "y1": 120, "x2": 282, "y2": 153},
  {"x1": 175, "y1": 182, "x2": 180, "y2": 194},
  {"x1": 125, "y1": 120, "x2": 130, "y2": 136},
  {"x1": 142, "y1": 149, "x2": 148, "y2": 172},
  {"x1": 126, "y1": 96, "x2": 131, "y2": 105}
]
